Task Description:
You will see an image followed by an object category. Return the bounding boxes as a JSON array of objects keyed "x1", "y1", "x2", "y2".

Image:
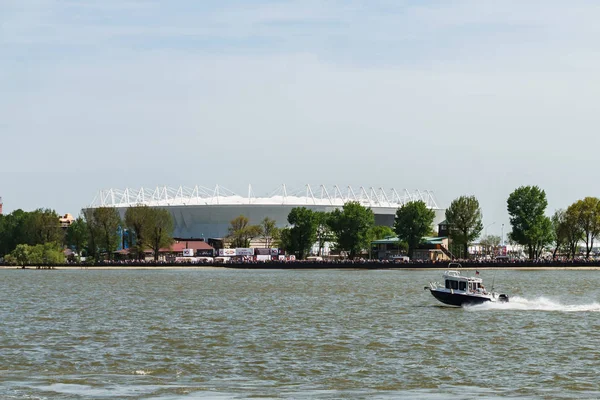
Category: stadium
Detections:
[{"x1": 89, "y1": 184, "x2": 445, "y2": 240}]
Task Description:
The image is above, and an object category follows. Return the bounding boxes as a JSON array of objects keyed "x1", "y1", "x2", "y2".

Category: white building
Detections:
[{"x1": 88, "y1": 184, "x2": 445, "y2": 239}]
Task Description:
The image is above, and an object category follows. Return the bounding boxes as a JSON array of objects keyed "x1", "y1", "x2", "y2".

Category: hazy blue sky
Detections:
[{"x1": 2, "y1": 0, "x2": 600, "y2": 239}]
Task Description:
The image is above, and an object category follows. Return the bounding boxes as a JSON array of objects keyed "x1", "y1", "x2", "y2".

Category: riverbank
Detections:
[
  {"x1": 0, "y1": 265, "x2": 224, "y2": 270},
  {"x1": 3, "y1": 265, "x2": 600, "y2": 271}
]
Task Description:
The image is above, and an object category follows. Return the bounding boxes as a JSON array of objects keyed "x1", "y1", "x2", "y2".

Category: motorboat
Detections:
[{"x1": 425, "y1": 263, "x2": 509, "y2": 307}]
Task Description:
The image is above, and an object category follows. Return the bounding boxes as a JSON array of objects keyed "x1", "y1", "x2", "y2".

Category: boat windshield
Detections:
[
  {"x1": 445, "y1": 279, "x2": 467, "y2": 290},
  {"x1": 445, "y1": 279, "x2": 476, "y2": 292}
]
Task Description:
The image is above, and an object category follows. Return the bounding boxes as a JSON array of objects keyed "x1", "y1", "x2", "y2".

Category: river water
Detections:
[{"x1": 1, "y1": 268, "x2": 599, "y2": 399}]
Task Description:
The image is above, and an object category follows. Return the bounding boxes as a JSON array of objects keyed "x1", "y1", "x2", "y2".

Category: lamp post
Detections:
[{"x1": 501, "y1": 224, "x2": 504, "y2": 246}]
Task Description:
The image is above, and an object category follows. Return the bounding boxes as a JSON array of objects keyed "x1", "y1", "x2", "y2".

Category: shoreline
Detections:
[
  {"x1": 0, "y1": 265, "x2": 225, "y2": 270},
  {"x1": 3, "y1": 265, "x2": 600, "y2": 271}
]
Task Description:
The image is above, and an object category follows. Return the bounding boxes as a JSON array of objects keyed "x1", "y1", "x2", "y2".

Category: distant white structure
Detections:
[
  {"x1": 59, "y1": 213, "x2": 75, "y2": 229},
  {"x1": 88, "y1": 184, "x2": 445, "y2": 239}
]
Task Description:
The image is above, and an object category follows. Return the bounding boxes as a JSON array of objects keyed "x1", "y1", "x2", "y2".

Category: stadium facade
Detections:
[{"x1": 89, "y1": 185, "x2": 446, "y2": 239}]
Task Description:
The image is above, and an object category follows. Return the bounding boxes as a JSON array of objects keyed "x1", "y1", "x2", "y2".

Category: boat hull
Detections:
[{"x1": 430, "y1": 289, "x2": 491, "y2": 307}]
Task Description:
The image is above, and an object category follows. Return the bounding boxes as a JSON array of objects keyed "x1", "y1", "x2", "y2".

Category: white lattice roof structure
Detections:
[{"x1": 90, "y1": 184, "x2": 441, "y2": 210}]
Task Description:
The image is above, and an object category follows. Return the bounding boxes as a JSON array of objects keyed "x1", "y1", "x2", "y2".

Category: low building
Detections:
[
  {"x1": 412, "y1": 237, "x2": 452, "y2": 261},
  {"x1": 59, "y1": 213, "x2": 75, "y2": 229},
  {"x1": 115, "y1": 239, "x2": 216, "y2": 260},
  {"x1": 169, "y1": 239, "x2": 215, "y2": 257},
  {"x1": 371, "y1": 236, "x2": 452, "y2": 261}
]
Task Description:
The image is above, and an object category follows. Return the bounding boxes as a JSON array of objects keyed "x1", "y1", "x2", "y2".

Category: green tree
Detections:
[
  {"x1": 41, "y1": 242, "x2": 66, "y2": 265},
  {"x1": 538, "y1": 217, "x2": 554, "y2": 258},
  {"x1": 228, "y1": 215, "x2": 249, "y2": 248},
  {"x1": 507, "y1": 186, "x2": 553, "y2": 259},
  {"x1": 564, "y1": 204, "x2": 585, "y2": 258},
  {"x1": 550, "y1": 209, "x2": 568, "y2": 258},
  {"x1": 569, "y1": 197, "x2": 600, "y2": 258},
  {"x1": 394, "y1": 200, "x2": 435, "y2": 259},
  {"x1": 65, "y1": 216, "x2": 89, "y2": 261},
  {"x1": 328, "y1": 201, "x2": 375, "y2": 259},
  {"x1": 82, "y1": 208, "x2": 99, "y2": 259},
  {"x1": 0, "y1": 209, "x2": 31, "y2": 256},
  {"x1": 480, "y1": 234, "x2": 501, "y2": 257},
  {"x1": 227, "y1": 215, "x2": 261, "y2": 248},
  {"x1": 125, "y1": 205, "x2": 153, "y2": 259},
  {"x1": 277, "y1": 227, "x2": 293, "y2": 254},
  {"x1": 11, "y1": 243, "x2": 30, "y2": 267},
  {"x1": 314, "y1": 211, "x2": 333, "y2": 256},
  {"x1": 369, "y1": 225, "x2": 395, "y2": 241},
  {"x1": 287, "y1": 207, "x2": 318, "y2": 259},
  {"x1": 259, "y1": 217, "x2": 279, "y2": 248},
  {"x1": 25, "y1": 208, "x2": 63, "y2": 246},
  {"x1": 445, "y1": 195, "x2": 483, "y2": 259},
  {"x1": 146, "y1": 208, "x2": 175, "y2": 261},
  {"x1": 7, "y1": 243, "x2": 65, "y2": 267},
  {"x1": 28, "y1": 242, "x2": 65, "y2": 266},
  {"x1": 92, "y1": 207, "x2": 122, "y2": 260}
]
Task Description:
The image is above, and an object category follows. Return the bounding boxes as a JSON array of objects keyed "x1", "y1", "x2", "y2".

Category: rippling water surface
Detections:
[{"x1": 1, "y1": 268, "x2": 600, "y2": 399}]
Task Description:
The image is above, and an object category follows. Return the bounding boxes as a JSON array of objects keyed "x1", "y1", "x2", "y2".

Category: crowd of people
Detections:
[{"x1": 4, "y1": 256, "x2": 600, "y2": 268}]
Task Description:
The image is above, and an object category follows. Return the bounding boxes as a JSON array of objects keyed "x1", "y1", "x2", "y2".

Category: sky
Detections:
[{"x1": 2, "y1": 0, "x2": 600, "y2": 240}]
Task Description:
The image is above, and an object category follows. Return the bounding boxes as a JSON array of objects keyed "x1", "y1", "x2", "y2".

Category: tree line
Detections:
[
  {"x1": 226, "y1": 216, "x2": 280, "y2": 249},
  {"x1": 2, "y1": 184, "x2": 599, "y2": 264},
  {"x1": 434, "y1": 185, "x2": 600, "y2": 260},
  {"x1": 228, "y1": 185, "x2": 600, "y2": 261},
  {"x1": 0, "y1": 206, "x2": 175, "y2": 265},
  {"x1": 227, "y1": 201, "x2": 431, "y2": 259}
]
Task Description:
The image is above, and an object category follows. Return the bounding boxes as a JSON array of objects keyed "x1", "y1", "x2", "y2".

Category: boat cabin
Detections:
[{"x1": 443, "y1": 270, "x2": 485, "y2": 293}]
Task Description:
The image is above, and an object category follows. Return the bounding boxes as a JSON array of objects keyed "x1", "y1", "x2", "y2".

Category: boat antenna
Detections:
[{"x1": 491, "y1": 270, "x2": 496, "y2": 292}]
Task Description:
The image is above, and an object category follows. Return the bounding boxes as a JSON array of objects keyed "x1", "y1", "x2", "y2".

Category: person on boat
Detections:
[{"x1": 473, "y1": 284, "x2": 486, "y2": 295}]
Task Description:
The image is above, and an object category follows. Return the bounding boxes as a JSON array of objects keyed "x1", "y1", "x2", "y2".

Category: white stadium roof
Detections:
[{"x1": 90, "y1": 184, "x2": 441, "y2": 210}]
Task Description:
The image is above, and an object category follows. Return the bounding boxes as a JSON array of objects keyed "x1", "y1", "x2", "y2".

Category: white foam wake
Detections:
[
  {"x1": 465, "y1": 296, "x2": 600, "y2": 312},
  {"x1": 134, "y1": 370, "x2": 151, "y2": 375}
]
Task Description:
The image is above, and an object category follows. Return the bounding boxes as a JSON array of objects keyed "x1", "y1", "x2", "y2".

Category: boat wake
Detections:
[{"x1": 465, "y1": 296, "x2": 600, "y2": 312}]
